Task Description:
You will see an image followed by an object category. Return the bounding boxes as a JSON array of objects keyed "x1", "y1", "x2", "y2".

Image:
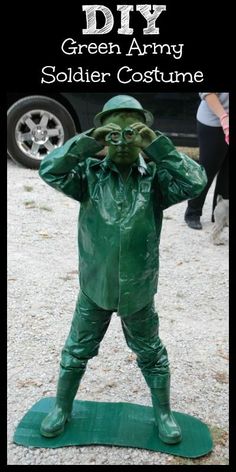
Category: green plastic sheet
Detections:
[{"x1": 13, "y1": 398, "x2": 213, "y2": 458}]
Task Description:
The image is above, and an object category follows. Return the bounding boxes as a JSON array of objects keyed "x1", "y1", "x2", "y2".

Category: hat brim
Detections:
[{"x1": 93, "y1": 108, "x2": 154, "y2": 127}]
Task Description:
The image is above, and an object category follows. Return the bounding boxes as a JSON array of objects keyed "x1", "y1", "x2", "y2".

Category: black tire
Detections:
[{"x1": 7, "y1": 95, "x2": 77, "y2": 169}]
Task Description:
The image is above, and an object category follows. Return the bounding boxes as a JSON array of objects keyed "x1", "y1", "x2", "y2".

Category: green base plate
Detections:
[{"x1": 13, "y1": 397, "x2": 213, "y2": 458}]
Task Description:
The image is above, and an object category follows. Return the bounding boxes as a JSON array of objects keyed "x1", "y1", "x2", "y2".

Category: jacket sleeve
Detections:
[
  {"x1": 144, "y1": 134, "x2": 207, "y2": 209},
  {"x1": 38, "y1": 132, "x2": 104, "y2": 202}
]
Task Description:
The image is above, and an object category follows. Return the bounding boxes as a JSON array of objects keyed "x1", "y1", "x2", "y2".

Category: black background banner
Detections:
[{"x1": 5, "y1": 1, "x2": 232, "y2": 92}]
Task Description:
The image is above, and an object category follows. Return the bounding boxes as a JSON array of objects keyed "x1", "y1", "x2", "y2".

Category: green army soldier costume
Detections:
[{"x1": 39, "y1": 95, "x2": 207, "y2": 444}]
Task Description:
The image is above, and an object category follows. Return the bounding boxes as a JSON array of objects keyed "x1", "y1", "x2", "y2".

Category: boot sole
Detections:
[
  {"x1": 184, "y1": 218, "x2": 202, "y2": 230},
  {"x1": 40, "y1": 415, "x2": 71, "y2": 438},
  {"x1": 159, "y1": 432, "x2": 182, "y2": 445},
  {"x1": 40, "y1": 425, "x2": 65, "y2": 438}
]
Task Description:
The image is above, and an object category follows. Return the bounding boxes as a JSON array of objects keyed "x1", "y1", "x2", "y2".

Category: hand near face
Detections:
[
  {"x1": 91, "y1": 123, "x2": 121, "y2": 146},
  {"x1": 130, "y1": 122, "x2": 157, "y2": 149}
]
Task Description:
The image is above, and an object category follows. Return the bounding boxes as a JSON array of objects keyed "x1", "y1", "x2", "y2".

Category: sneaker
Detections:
[{"x1": 184, "y1": 215, "x2": 202, "y2": 230}]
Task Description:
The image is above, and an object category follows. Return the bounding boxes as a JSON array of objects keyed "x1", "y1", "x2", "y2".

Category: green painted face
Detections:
[{"x1": 102, "y1": 112, "x2": 144, "y2": 167}]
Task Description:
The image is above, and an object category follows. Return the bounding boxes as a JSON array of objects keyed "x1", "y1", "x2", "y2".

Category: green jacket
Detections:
[{"x1": 39, "y1": 133, "x2": 207, "y2": 315}]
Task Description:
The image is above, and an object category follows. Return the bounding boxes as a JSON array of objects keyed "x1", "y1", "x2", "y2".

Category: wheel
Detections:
[{"x1": 7, "y1": 95, "x2": 77, "y2": 169}]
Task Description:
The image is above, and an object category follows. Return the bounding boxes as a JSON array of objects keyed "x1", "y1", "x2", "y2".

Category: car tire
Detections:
[{"x1": 7, "y1": 95, "x2": 77, "y2": 169}]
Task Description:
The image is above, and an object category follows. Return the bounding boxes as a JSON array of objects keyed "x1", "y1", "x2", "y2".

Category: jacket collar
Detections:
[{"x1": 100, "y1": 154, "x2": 150, "y2": 176}]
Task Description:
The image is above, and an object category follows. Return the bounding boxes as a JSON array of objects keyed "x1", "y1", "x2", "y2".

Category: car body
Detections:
[{"x1": 7, "y1": 92, "x2": 199, "y2": 169}]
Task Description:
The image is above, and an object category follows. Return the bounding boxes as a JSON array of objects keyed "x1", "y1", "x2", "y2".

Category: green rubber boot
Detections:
[
  {"x1": 40, "y1": 404, "x2": 71, "y2": 438},
  {"x1": 151, "y1": 379, "x2": 182, "y2": 444},
  {"x1": 40, "y1": 368, "x2": 83, "y2": 438}
]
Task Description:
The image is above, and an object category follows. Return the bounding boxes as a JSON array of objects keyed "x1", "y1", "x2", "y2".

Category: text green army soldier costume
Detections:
[{"x1": 39, "y1": 95, "x2": 207, "y2": 444}]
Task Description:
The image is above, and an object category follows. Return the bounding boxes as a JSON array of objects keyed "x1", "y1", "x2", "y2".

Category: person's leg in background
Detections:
[
  {"x1": 121, "y1": 301, "x2": 182, "y2": 444},
  {"x1": 40, "y1": 291, "x2": 113, "y2": 437},
  {"x1": 185, "y1": 122, "x2": 228, "y2": 229}
]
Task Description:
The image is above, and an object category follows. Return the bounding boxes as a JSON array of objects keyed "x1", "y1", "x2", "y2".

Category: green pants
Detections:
[{"x1": 60, "y1": 291, "x2": 170, "y2": 388}]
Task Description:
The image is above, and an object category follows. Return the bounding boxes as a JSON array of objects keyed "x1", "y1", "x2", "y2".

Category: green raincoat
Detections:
[{"x1": 39, "y1": 132, "x2": 207, "y2": 316}]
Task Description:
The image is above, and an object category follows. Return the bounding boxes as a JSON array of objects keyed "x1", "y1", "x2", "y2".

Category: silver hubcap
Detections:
[{"x1": 15, "y1": 109, "x2": 65, "y2": 160}]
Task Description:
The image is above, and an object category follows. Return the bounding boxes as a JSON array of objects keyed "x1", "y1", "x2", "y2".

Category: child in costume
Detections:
[{"x1": 39, "y1": 95, "x2": 207, "y2": 444}]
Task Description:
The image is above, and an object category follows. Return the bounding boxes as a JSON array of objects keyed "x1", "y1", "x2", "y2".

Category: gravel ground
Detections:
[{"x1": 7, "y1": 156, "x2": 229, "y2": 465}]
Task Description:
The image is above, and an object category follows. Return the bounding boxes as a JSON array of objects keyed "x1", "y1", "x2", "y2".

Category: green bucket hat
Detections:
[{"x1": 93, "y1": 95, "x2": 154, "y2": 127}]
